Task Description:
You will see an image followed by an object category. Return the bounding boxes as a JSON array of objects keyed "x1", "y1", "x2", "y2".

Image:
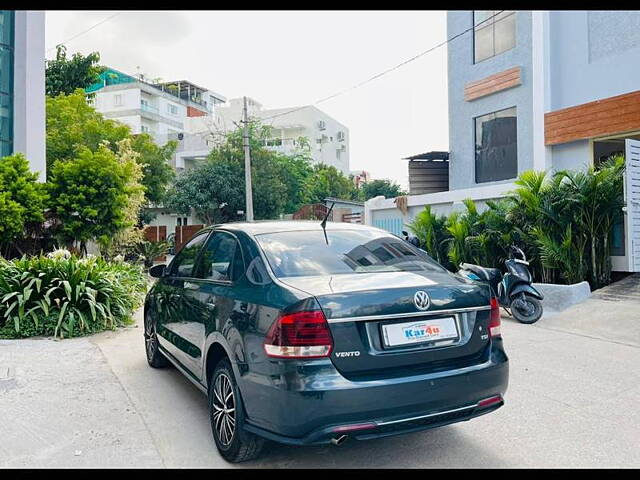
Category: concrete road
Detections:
[{"x1": 1, "y1": 296, "x2": 639, "y2": 468}]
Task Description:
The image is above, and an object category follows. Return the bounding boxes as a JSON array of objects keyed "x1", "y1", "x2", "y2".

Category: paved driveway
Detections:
[{"x1": 1, "y1": 291, "x2": 639, "y2": 468}]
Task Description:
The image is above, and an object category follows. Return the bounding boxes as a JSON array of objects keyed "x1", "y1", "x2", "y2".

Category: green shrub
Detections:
[{"x1": 0, "y1": 251, "x2": 147, "y2": 339}]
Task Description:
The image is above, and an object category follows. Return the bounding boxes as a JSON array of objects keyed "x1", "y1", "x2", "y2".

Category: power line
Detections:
[
  {"x1": 46, "y1": 12, "x2": 122, "y2": 54},
  {"x1": 258, "y1": 10, "x2": 514, "y2": 124}
]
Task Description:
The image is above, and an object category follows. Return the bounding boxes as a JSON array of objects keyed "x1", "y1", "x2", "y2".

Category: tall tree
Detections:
[
  {"x1": 47, "y1": 145, "x2": 144, "y2": 252},
  {"x1": 165, "y1": 124, "x2": 311, "y2": 222},
  {"x1": 0, "y1": 154, "x2": 47, "y2": 256},
  {"x1": 306, "y1": 163, "x2": 358, "y2": 203},
  {"x1": 129, "y1": 133, "x2": 176, "y2": 205},
  {"x1": 164, "y1": 158, "x2": 244, "y2": 225},
  {"x1": 46, "y1": 92, "x2": 174, "y2": 211},
  {"x1": 45, "y1": 45, "x2": 104, "y2": 97},
  {"x1": 360, "y1": 178, "x2": 406, "y2": 200},
  {"x1": 46, "y1": 90, "x2": 130, "y2": 175},
  {"x1": 276, "y1": 154, "x2": 314, "y2": 214}
]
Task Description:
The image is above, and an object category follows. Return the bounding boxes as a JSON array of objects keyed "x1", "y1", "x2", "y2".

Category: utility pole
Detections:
[{"x1": 242, "y1": 96, "x2": 254, "y2": 222}]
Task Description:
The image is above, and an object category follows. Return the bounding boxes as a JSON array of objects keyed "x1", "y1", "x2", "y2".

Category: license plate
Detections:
[{"x1": 381, "y1": 316, "x2": 459, "y2": 348}]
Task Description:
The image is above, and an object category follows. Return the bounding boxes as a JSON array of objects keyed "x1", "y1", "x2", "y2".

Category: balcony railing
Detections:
[{"x1": 140, "y1": 102, "x2": 159, "y2": 114}]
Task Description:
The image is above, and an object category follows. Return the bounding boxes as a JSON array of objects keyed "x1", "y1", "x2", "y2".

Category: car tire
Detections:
[
  {"x1": 209, "y1": 359, "x2": 264, "y2": 463},
  {"x1": 144, "y1": 312, "x2": 169, "y2": 368}
]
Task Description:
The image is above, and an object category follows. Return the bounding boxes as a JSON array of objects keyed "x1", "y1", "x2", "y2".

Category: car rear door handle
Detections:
[{"x1": 184, "y1": 281, "x2": 200, "y2": 291}]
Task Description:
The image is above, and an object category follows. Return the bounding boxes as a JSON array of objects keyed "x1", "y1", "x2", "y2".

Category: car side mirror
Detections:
[{"x1": 149, "y1": 264, "x2": 167, "y2": 278}]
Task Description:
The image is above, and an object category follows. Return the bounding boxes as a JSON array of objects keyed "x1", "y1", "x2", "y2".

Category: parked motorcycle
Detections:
[{"x1": 457, "y1": 245, "x2": 544, "y2": 324}]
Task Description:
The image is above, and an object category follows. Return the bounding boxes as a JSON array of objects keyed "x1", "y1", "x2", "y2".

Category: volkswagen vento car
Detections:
[{"x1": 144, "y1": 221, "x2": 508, "y2": 462}]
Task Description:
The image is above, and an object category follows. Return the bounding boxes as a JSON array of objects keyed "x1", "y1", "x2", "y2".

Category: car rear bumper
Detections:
[
  {"x1": 239, "y1": 342, "x2": 509, "y2": 445},
  {"x1": 244, "y1": 395, "x2": 504, "y2": 446}
]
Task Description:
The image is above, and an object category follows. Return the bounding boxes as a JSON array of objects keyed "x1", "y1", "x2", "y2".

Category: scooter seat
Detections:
[{"x1": 460, "y1": 263, "x2": 502, "y2": 282}]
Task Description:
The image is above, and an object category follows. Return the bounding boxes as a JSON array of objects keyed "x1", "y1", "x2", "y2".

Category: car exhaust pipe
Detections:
[{"x1": 330, "y1": 435, "x2": 348, "y2": 446}]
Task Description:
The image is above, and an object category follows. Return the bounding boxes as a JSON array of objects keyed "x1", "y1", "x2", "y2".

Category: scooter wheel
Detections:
[{"x1": 511, "y1": 294, "x2": 543, "y2": 324}]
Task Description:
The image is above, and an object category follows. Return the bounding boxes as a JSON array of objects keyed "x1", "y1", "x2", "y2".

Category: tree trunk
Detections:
[{"x1": 590, "y1": 237, "x2": 597, "y2": 288}]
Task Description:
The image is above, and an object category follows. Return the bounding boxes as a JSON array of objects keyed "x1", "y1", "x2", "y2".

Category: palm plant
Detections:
[
  {"x1": 444, "y1": 211, "x2": 472, "y2": 268},
  {"x1": 131, "y1": 241, "x2": 169, "y2": 268},
  {"x1": 407, "y1": 205, "x2": 448, "y2": 266},
  {"x1": 551, "y1": 156, "x2": 624, "y2": 288}
]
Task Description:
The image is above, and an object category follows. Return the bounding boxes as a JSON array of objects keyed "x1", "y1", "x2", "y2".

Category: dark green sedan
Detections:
[{"x1": 144, "y1": 221, "x2": 508, "y2": 462}]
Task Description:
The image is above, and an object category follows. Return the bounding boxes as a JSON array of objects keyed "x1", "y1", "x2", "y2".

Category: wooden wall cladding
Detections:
[
  {"x1": 545, "y1": 90, "x2": 640, "y2": 145},
  {"x1": 464, "y1": 67, "x2": 521, "y2": 102}
]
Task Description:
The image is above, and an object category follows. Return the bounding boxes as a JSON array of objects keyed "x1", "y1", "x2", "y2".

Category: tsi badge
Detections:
[
  {"x1": 413, "y1": 290, "x2": 431, "y2": 311},
  {"x1": 335, "y1": 351, "x2": 361, "y2": 358}
]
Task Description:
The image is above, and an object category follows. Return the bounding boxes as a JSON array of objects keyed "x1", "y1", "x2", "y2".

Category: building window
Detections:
[
  {"x1": 0, "y1": 10, "x2": 14, "y2": 158},
  {"x1": 141, "y1": 125, "x2": 149, "y2": 133},
  {"x1": 167, "y1": 104, "x2": 178, "y2": 115},
  {"x1": 474, "y1": 107, "x2": 517, "y2": 183},
  {"x1": 113, "y1": 94, "x2": 123, "y2": 106},
  {"x1": 473, "y1": 11, "x2": 516, "y2": 63}
]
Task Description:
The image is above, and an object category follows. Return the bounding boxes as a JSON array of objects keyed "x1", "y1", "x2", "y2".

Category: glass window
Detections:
[
  {"x1": 0, "y1": 11, "x2": 13, "y2": 155},
  {"x1": 475, "y1": 107, "x2": 518, "y2": 183},
  {"x1": 255, "y1": 230, "x2": 447, "y2": 278},
  {"x1": 113, "y1": 94, "x2": 122, "y2": 106},
  {"x1": 0, "y1": 92, "x2": 10, "y2": 142},
  {"x1": 474, "y1": 10, "x2": 516, "y2": 63},
  {"x1": 196, "y1": 232, "x2": 239, "y2": 282},
  {"x1": 170, "y1": 231, "x2": 209, "y2": 277},
  {"x1": 0, "y1": 11, "x2": 14, "y2": 47}
]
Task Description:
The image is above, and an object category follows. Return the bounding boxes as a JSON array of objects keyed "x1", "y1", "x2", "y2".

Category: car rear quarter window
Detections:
[{"x1": 255, "y1": 229, "x2": 447, "y2": 278}]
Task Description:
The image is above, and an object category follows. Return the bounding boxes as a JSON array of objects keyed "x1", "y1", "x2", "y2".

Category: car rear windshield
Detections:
[{"x1": 254, "y1": 229, "x2": 447, "y2": 278}]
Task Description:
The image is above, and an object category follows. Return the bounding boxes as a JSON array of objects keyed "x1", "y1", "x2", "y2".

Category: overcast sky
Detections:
[{"x1": 45, "y1": 10, "x2": 449, "y2": 188}]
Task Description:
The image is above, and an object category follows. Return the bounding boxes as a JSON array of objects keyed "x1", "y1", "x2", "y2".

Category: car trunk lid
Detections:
[{"x1": 279, "y1": 271, "x2": 493, "y2": 380}]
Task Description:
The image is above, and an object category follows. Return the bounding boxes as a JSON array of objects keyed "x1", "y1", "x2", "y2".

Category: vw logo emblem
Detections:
[{"x1": 414, "y1": 291, "x2": 430, "y2": 310}]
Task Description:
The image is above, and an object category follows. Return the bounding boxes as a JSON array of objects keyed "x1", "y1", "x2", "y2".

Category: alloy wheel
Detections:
[
  {"x1": 212, "y1": 373, "x2": 236, "y2": 447},
  {"x1": 144, "y1": 314, "x2": 157, "y2": 360}
]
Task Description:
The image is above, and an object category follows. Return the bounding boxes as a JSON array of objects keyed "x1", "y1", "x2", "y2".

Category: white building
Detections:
[
  {"x1": 2, "y1": 10, "x2": 45, "y2": 181},
  {"x1": 87, "y1": 68, "x2": 226, "y2": 147},
  {"x1": 186, "y1": 97, "x2": 351, "y2": 174}
]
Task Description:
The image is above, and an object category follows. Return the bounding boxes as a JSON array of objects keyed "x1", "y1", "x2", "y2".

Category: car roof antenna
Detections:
[{"x1": 320, "y1": 201, "x2": 336, "y2": 245}]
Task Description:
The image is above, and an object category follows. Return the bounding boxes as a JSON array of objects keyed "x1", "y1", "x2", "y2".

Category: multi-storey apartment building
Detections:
[
  {"x1": 187, "y1": 97, "x2": 350, "y2": 174},
  {"x1": 1, "y1": 10, "x2": 45, "y2": 180},
  {"x1": 366, "y1": 10, "x2": 640, "y2": 272},
  {"x1": 87, "y1": 68, "x2": 226, "y2": 146}
]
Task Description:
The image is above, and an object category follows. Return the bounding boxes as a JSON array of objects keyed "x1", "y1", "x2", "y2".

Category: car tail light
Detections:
[
  {"x1": 264, "y1": 310, "x2": 334, "y2": 358},
  {"x1": 489, "y1": 297, "x2": 501, "y2": 338}
]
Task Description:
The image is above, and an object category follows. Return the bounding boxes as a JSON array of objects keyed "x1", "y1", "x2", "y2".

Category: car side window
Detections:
[
  {"x1": 169, "y1": 232, "x2": 209, "y2": 278},
  {"x1": 196, "y1": 232, "x2": 239, "y2": 282}
]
